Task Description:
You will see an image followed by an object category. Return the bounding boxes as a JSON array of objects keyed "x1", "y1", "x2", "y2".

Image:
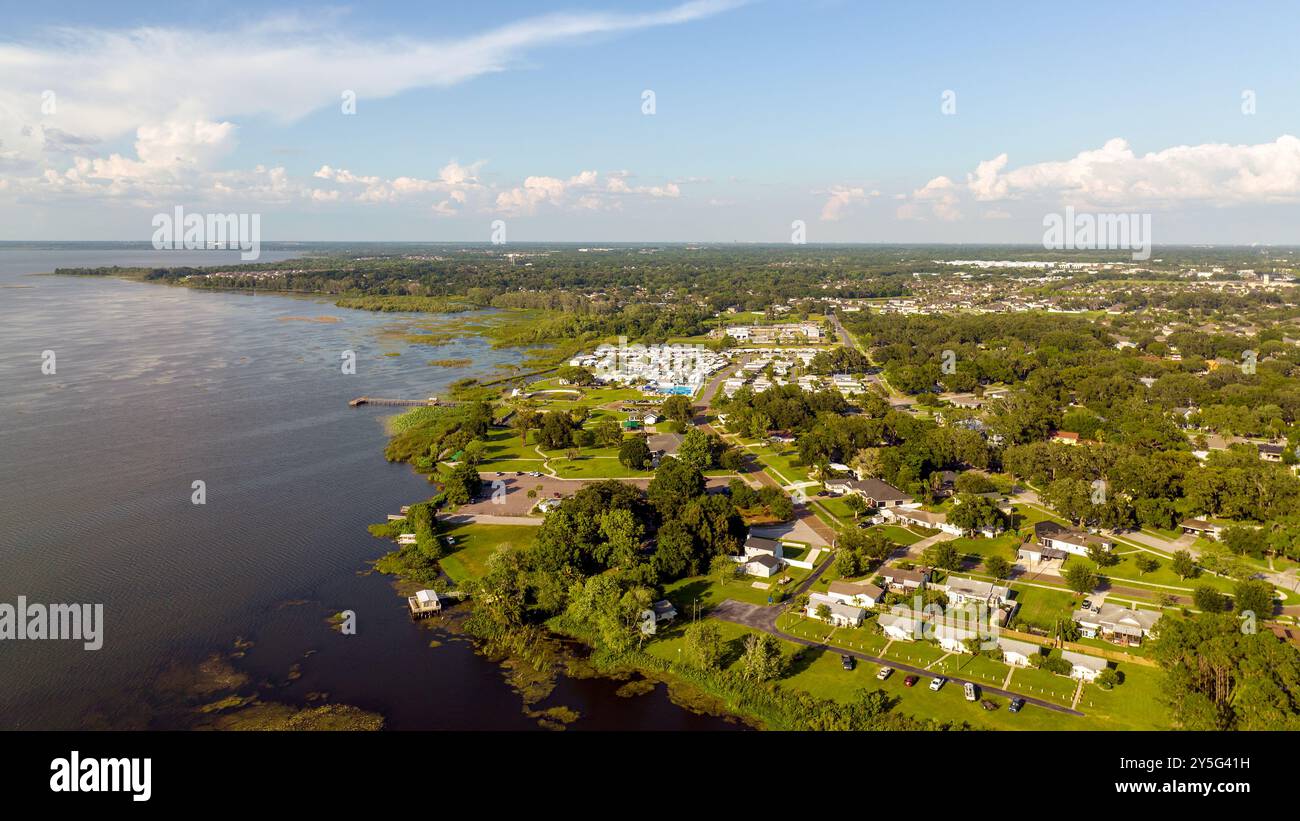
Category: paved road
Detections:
[{"x1": 711, "y1": 598, "x2": 1084, "y2": 717}]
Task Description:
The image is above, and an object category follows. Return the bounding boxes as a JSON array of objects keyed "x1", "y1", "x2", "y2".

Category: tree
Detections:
[
  {"x1": 537, "y1": 410, "x2": 574, "y2": 450},
  {"x1": 1096, "y1": 667, "x2": 1122, "y2": 690},
  {"x1": 1171, "y1": 550, "x2": 1198, "y2": 580},
  {"x1": 676, "y1": 428, "x2": 716, "y2": 470},
  {"x1": 834, "y1": 547, "x2": 862, "y2": 578},
  {"x1": 1192, "y1": 585, "x2": 1228, "y2": 613},
  {"x1": 661, "y1": 394, "x2": 694, "y2": 424},
  {"x1": 842, "y1": 493, "x2": 867, "y2": 520},
  {"x1": 710, "y1": 553, "x2": 739, "y2": 586},
  {"x1": 850, "y1": 447, "x2": 884, "y2": 479},
  {"x1": 984, "y1": 555, "x2": 1012, "y2": 580},
  {"x1": 441, "y1": 461, "x2": 481, "y2": 506},
  {"x1": 1233, "y1": 579, "x2": 1275, "y2": 618},
  {"x1": 954, "y1": 472, "x2": 996, "y2": 494},
  {"x1": 651, "y1": 519, "x2": 695, "y2": 580},
  {"x1": 948, "y1": 494, "x2": 1005, "y2": 536},
  {"x1": 815, "y1": 603, "x2": 832, "y2": 622},
  {"x1": 739, "y1": 634, "x2": 784, "y2": 682},
  {"x1": 922, "y1": 541, "x2": 962, "y2": 572},
  {"x1": 593, "y1": 417, "x2": 623, "y2": 448},
  {"x1": 555, "y1": 364, "x2": 597, "y2": 386},
  {"x1": 511, "y1": 407, "x2": 540, "y2": 445},
  {"x1": 1152, "y1": 612, "x2": 1300, "y2": 730},
  {"x1": 1134, "y1": 554, "x2": 1160, "y2": 575},
  {"x1": 618, "y1": 435, "x2": 651, "y2": 470},
  {"x1": 683, "y1": 621, "x2": 725, "y2": 669},
  {"x1": 1062, "y1": 561, "x2": 1099, "y2": 594},
  {"x1": 648, "y1": 457, "x2": 706, "y2": 517},
  {"x1": 1087, "y1": 541, "x2": 1118, "y2": 568}
]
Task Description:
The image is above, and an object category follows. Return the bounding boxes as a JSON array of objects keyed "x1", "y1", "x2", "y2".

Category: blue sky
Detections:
[{"x1": 4, "y1": 0, "x2": 1300, "y2": 242}]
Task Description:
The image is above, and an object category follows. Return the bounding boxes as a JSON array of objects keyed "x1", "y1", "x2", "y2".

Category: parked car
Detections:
[
  {"x1": 840, "y1": 655, "x2": 855, "y2": 671},
  {"x1": 904, "y1": 675, "x2": 919, "y2": 687},
  {"x1": 963, "y1": 682, "x2": 977, "y2": 701},
  {"x1": 929, "y1": 676, "x2": 946, "y2": 692},
  {"x1": 1009, "y1": 697, "x2": 1025, "y2": 713},
  {"x1": 876, "y1": 666, "x2": 893, "y2": 681},
  {"x1": 1081, "y1": 599, "x2": 1093, "y2": 610},
  {"x1": 980, "y1": 699, "x2": 997, "y2": 711}
]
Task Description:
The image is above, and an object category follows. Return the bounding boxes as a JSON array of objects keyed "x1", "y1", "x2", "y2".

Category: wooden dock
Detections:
[{"x1": 349, "y1": 396, "x2": 447, "y2": 408}]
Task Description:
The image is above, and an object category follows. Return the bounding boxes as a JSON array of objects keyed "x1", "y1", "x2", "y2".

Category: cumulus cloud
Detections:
[
  {"x1": 898, "y1": 175, "x2": 961, "y2": 221},
  {"x1": 964, "y1": 136, "x2": 1300, "y2": 207},
  {"x1": 819, "y1": 185, "x2": 879, "y2": 221},
  {"x1": 0, "y1": 2, "x2": 740, "y2": 205}
]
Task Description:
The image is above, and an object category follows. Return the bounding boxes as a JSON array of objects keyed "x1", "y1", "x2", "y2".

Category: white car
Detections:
[
  {"x1": 963, "y1": 681, "x2": 977, "y2": 701},
  {"x1": 929, "y1": 676, "x2": 946, "y2": 692}
]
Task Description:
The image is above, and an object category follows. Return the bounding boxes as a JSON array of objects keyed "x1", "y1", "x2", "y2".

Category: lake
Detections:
[{"x1": 0, "y1": 245, "x2": 742, "y2": 731}]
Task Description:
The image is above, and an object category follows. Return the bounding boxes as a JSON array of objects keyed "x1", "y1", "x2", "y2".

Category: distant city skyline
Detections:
[{"x1": 4, "y1": 0, "x2": 1300, "y2": 243}]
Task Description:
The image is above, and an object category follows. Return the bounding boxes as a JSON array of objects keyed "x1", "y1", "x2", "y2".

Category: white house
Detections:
[
  {"x1": 885, "y1": 507, "x2": 964, "y2": 536},
  {"x1": 408, "y1": 589, "x2": 442, "y2": 618},
  {"x1": 1033, "y1": 520, "x2": 1112, "y2": 557},
  {"x1": 806, "y1": 592, "x2": 866, "y2": 627},
  {"x1": 877, "y1": 612, "x2": 920, "y2": 641},
  {"x1": 1062, "y1": 650, "x2": 1108, "y2": 682},
  {"x1": 744, "y1": 535, "x2": 785, "y2": 560},
  {"x1": 1073, "y1": 604, "x2": 1161, "y2": 646},
  {"x1": 933, "y1": 622, "x2": 982, "y2": 654},
  {"x1": 826, "y1": 580, "x2": 884, "y2": 608},
  {"x1": 638, "y1": 600, "x2": 678, "y2": 636},
  {"x1": 879, "y1": 566, "x2": 930, "y2": 592},
  {"x1": 943, "y1": 576, "x2": 1012, "y2": 608},
  {"x1": 743, "y1": 553, "x2": 782, "y2": 578},
  {"x1": 997, "y1": 637, "x2": 1041, "y2": 667}
]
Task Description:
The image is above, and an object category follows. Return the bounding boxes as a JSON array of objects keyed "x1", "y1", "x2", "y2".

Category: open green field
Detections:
[
  {"x1": 436, "y1": 522, "x2": 538, "y2": 584},
  {"x1": 665, "y1": 567, "x2": 808, "y2": 609},
  {"x1": 1011, "y1": 584, "x2": 1081, "y2": 630}
]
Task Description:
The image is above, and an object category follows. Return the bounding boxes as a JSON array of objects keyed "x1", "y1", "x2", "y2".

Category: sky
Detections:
[{"x1": 3, "y1": 0, "x2": 1300, "y2": 243}]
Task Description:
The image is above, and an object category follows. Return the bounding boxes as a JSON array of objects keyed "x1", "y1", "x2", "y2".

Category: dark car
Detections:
[
  {"x1": 1009, "y1": 697, "x2": 1025, "y2": 713},
  {"x1": 904, "y1": 675, "x2": 919, "y2": 687},
  {"x1": 840, "y1": 654, "x2": 855, "y2": 671},
  {"x1": 980, "y1": 699, "x2": 998, "y2": 711}
]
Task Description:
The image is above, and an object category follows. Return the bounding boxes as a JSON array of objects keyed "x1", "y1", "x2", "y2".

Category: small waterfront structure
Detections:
[{"x1": 408, "y1": 589, "x2": 442, "y2": 618}]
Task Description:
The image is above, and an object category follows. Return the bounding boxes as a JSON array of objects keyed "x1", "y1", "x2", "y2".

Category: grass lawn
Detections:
[
  {"x1": 1004, "y1": 664, "x2": 1078, "y2": 706},
  {"x1": 549, "y1": 456, "x2": 651, "y2": 479},
  {"x1": 1010, "y1": 584, "x2": 1081, "y2": 630},
  {"x1": 930, "y1": 652, "x2": 1013, "y2": 686},
  {"x1": 951, "y1": 532, "x2": 1019, "y2": 563},
  {"x1": 872, "y1": 524, "x2": 924, "y2": 545},
  {"x1": 665, "y1": 569, "x2": 808, "y2": 610},
  {"x1": 881, "y1": 639, "x2": 948, "y2": 668},
  {"x1": 436, "y1": 522, "x2": 538, "y2": 584}
]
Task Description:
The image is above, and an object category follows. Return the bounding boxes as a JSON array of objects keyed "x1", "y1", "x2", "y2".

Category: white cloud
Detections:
[
  {"x1": 819, "y1": 185, "x2": 879, "y2": 221},
  {"x1": 0, "y1": 2, "x2": 740, "y2": 206},
  {"x1": 962, "y1": 135, "x2": 1300, "y2": 207},
  {"x1": 898, "y1": 176, "x2": 961, "y2": 221}
]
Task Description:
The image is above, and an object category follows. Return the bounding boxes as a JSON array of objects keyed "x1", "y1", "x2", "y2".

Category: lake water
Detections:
[{"x1": 0, "y1": 246, "x2": 742, "y2": 731}]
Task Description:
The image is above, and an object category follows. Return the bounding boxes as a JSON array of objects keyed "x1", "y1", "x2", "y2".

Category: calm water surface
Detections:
[{"x1": 0, "y1": 247, "x2": 741, "y2": 731}]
